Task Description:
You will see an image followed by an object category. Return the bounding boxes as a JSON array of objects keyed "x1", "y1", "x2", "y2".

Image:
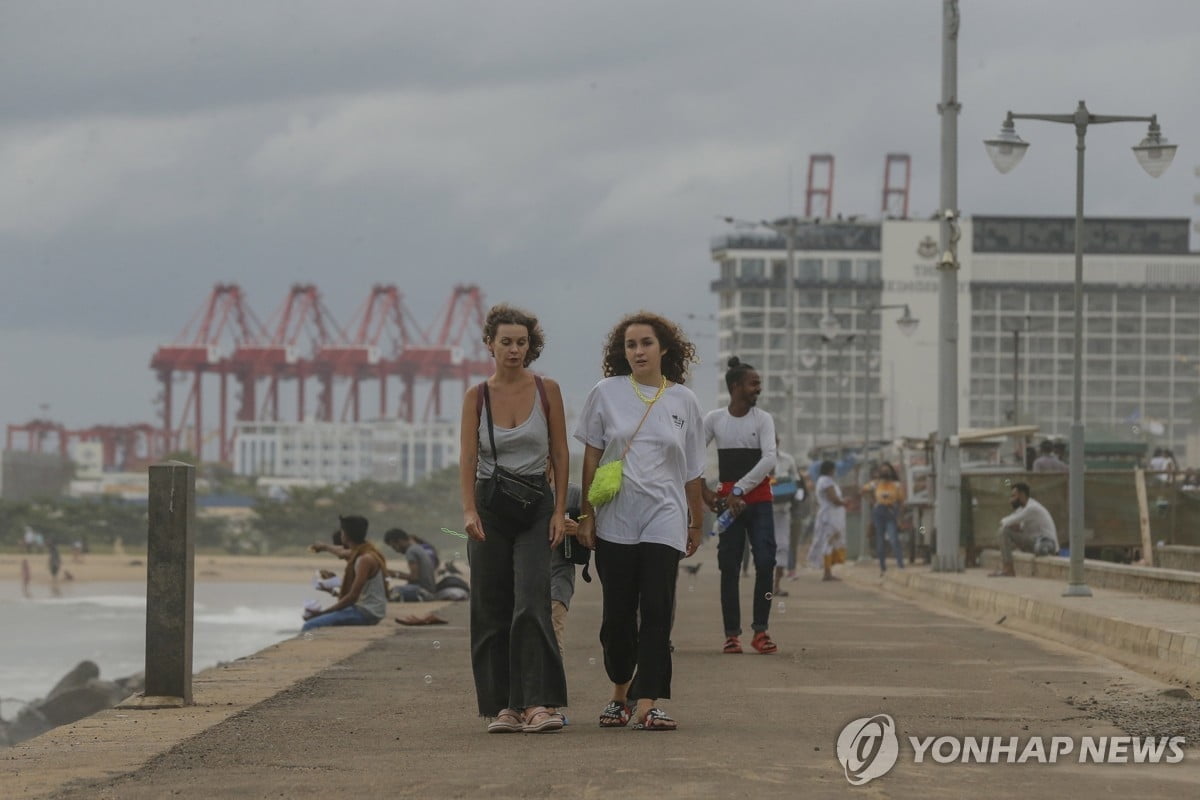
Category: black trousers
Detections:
[
  {"x1": 594, "y1": 538, "x2": 680, "y2": 703},
  {"x1": 469, "y1": 481, "x2": 568, "y2": 716}
]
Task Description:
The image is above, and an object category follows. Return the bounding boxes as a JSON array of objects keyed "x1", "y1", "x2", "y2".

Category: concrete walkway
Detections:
[
  {"x1": 842, "y1": 557, "x2": 1200, "y2": 686},
  {"x1": 7, "y1": 553, "x2": 1200, "y2": 799}
]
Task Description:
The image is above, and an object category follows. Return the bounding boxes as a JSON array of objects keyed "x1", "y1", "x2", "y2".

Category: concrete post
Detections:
[{"x1": 141, "y1": 460, "x2": 195, "y2": 705}]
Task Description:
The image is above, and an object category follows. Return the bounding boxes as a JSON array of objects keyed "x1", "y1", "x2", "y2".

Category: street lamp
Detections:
[
  {"x1": 1003, "y1": 315, "x2": 1033, "y2": 427},
  {"x1": 984, "y1": 101, "x2": 1177, "y2": 598},
  {"x1": 819, "y1": 333, "x2": 856, "y2": 451}
]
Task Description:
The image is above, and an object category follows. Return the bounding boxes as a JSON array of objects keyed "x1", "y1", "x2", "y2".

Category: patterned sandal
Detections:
[
  {"x1": 598, "y1": 700, "x2": 631, "y2": 728},
  {"x1": 523, "y1": 706, "x2": 564, "y2": 733},
  {"x1": 487, "y1": 708, "x2": 523, "y2": 733},
  {"x1": 723, "y1": 636, "x2": 743, "y2": 654},
  {"x1": 632, "y1": 708, "x2": 677, "y2": 731}
]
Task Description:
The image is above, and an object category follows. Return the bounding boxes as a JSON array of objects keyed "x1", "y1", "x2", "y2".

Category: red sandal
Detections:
[{"x1": 751, "y1": 631, "x2": 778, "y2": 654}]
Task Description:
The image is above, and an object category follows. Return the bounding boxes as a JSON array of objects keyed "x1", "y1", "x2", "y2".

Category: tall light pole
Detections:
[
  {"x1": 720, "y1": 215, "x2": 815, "y2": 459},
  {"x1": 985, "y1": 102, "x2": 1177, "y2": 597},
  {"x1": 821, "y1": 332, "x2": 856, "y2": 452},
  {"x1": 1004, "y1": 315, "x2": 1032, "y2": 426},
  {"x1": 934, "y1": 0, "x2": 963, "y2": 573}
]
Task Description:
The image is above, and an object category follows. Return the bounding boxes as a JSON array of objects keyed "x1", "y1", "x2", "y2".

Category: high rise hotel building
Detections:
[{"x1": 709, "y1": 216, "x2": 1200, "y2": 460}]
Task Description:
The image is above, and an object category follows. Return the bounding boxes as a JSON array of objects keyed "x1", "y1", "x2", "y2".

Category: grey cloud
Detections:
[{"x1": 2, "y1": 0, "x2": 1198, "y2": 428}]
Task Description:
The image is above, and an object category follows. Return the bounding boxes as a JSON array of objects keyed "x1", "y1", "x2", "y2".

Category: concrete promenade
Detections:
[{"x1": 5, "y1": 554, "x2": 1200, "y2": 799}]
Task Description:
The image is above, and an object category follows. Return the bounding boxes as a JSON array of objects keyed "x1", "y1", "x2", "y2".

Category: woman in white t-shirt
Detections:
[
  {"x1": 576, "y1": 312, "x2": 706, "y2": 732},
  {"x1": 807, "y1": 459, "x2": 847, "y2": 581}
]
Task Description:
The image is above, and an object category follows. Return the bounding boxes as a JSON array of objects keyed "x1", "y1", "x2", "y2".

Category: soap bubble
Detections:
[
  {"x1": 688, "y1": 584, "x2": 694, "y2": 593},
  {"x1": 765, "y1": 592, "x2": 773, "y2": 600},
  {"x1": 424, "y1": 674, "x2": 433, "y2": 685},
  {"x1": 588, "y1": 657, "x2": 597, "y2": 666},
  {"x1": 777, "y1": 601, "x2": 786, "y2": 613},
  {"x1": 302, "y1": 632, "x2": 313, "y2": 641},
  {"x1": 454, "y1": 551, "x2": 461, "y2": 560},
  {"x1": 919, "y1": 526, "x2": 927, "y2": 535},
  {"x1": 1132, "y1": 425, "x2": 1141, "y2": 435},
  {"x1": 433, "y1": 641, "x2": 441, "y2": 650}
]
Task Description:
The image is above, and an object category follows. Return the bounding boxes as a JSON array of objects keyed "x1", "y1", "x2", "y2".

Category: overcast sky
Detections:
[{"x1": 2, "y1": 0, "x2": 1198, "y2": 442}]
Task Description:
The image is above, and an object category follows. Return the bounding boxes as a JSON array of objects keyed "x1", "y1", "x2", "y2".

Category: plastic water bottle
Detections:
[{"x1": 710, "y1": 501, "x2": 736, "y2": 537}]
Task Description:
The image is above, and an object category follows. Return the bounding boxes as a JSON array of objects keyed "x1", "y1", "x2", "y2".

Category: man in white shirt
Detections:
[
  {"x1": 702, "y1": 358, "x2": 779, "y2": 655},
  {"x1": 989, "y1": 482, "x2": 1059, "y2": 577}
]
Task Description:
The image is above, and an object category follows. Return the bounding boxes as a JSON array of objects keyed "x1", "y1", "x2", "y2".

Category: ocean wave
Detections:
[
  {"x1": 35, "y1": 595, "x2": 147, "y2": 610},
  {"x1": 194, "y1": 606, "x2": 298, "y2": 628}
]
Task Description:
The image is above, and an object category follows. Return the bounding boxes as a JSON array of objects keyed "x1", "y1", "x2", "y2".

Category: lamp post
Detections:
[
  {"x1": 985, "y1": 101, "x2": 1177, "y2": 597},
  {"x1": 934, "y1": 0, "x2": 963, "y2": 573},
  {"x1": 820, "y1": 332, "x2": 856, "y2": 452},
  {"x1": 825, "y1": 304, "x2": 919, "y2": 564},
  {"x1": 1004, "y1": 315, "x2": 1032, "y2": 426}
]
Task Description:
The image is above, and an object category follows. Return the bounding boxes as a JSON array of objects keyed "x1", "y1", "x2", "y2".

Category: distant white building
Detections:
[
  {"x1": 233, "y1": 420, "x2": 460, "y2": 485},
  {"x1": 710, "y1": 215, "x2": 1200, "y2": 460}
]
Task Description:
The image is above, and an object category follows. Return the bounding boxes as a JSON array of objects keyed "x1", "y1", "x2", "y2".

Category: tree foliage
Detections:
[{"x1": 250, "y1": 466, "x2": 465, "y2": 552}]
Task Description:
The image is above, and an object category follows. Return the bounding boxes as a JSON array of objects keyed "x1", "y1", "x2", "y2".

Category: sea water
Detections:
[{"x1": 0, "y1": 579, "x2": 311, "y2": 717}]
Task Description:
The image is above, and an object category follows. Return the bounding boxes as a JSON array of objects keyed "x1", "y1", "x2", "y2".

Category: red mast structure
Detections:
[{"x1": 150, "y1": 283, "x2": 265, "y2": 462}]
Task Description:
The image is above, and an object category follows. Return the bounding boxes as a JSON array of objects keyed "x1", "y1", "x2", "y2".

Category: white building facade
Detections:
[
  {"x1": 233, "y1": 420, "x2": 460, "y2": 485},
  {"x1": 710, "y1": 216, "x2": 1200, "y2": 460}
]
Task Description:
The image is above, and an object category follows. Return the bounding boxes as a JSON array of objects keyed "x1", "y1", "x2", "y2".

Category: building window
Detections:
[
  {"x1": 741, "y1": 291, "x2": 765, "y2": 308},
  {"x1": 720, "y1": 260, "x2": 735, "y2": 281},
  {"x1": 1145, "y1": 294, "x2": 1171, "y2": 313},
  {"x1": 1146, "y1": 318, "x2": 1171, "y2": 335},
  {"x1": 771, "y1": 260, "x2": 787, "y2": 282},
  {"x1": 1176, "y1": 295, "x2": 1200, "y2": 314},
  {"x1": 798, "y1": 259, "x2": 822, "y2": 281},
  {"x1": 1029, "y1": 293, "x2": 1055, "y2": 312},
  {"x1": 1116, "y1": 317, "x2": 1141, "y2": 335},
  {"x1": 740, "y1": 258, "x2": 766, "y2": 279},
  {"x1": 834, "y1": 260, "x2": 853, "y2": 281},
  {"x1": 1116, "y1": 293, "x2": 1142, "y2": 313},
  {"x1": 1000, "y1": 292, "x2": 1025, "y2": 312}
]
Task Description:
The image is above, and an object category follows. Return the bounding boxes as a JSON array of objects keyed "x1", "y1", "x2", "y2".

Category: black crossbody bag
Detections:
[{"x1": 479, "y1": 381, "x2": 547, "y2": 526}]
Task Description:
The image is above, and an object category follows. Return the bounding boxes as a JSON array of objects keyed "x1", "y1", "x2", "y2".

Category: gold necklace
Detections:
[{"x1": 630, "y1": 375, "x2": 667, "y2": 404}]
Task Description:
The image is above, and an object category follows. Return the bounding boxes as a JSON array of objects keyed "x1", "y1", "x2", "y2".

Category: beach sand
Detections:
[{"x1": 3, "y1": 552, "x2": 343, "y2": 588}]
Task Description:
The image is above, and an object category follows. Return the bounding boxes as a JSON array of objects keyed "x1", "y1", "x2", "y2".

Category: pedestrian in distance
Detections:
[
  {"x1": 458, "y1": 303, "x2": 568, "y2": 735},
  {"x1": 861, "y1": 462, "x2": 906, "y2": 575},
  {"x1": 576, "y1": 311, "x2": 706, "y2": 731},
  {"x1": 770, "y1": 434, "x2": 800, "y2": 598},
  {"x1": 701, "y1": 357, "x2": 780, "y2": 656},
  {"x1": 1032, "y1": 440, "x2": 1068, "y2": 473},
  {"x1": 807, "y1": 460, "x2": 848, "y2": 581}
]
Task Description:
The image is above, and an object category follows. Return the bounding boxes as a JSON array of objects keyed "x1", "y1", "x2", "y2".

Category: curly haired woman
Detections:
[{"x1": 575, "y1": 311, "x2": 706, "y2": 731}]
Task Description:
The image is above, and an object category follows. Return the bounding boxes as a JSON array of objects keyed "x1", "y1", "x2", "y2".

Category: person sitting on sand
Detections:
[
  {"x1": 383, "y1": 528, "x2": 438, "y2": 602},
  {"x1": 301, "y1": 515, "x2": 388, "y2": 632}
]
